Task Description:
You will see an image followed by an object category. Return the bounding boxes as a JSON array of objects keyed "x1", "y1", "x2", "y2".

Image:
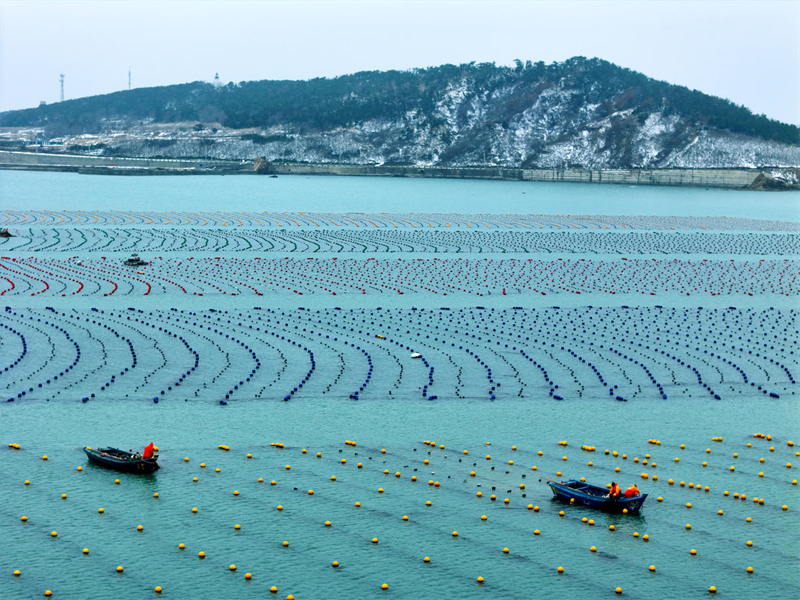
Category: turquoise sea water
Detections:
[
  {"x1": 1, "y1": 171, "x2": 799, "y2": 600},
  {"x1": 2, "y1": 170, "x2": 799, "y2": 221}
]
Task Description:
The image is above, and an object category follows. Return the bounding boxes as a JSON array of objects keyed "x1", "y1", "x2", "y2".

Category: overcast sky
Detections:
[{"x1": 1, "y1": 0, "x2": 798, "y2": 124}]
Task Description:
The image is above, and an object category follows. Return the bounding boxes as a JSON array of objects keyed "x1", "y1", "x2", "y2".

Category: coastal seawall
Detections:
[
  {"x1": 2, "y1": 150, "x2": 797, "y2": 189},
  {"x1": 266, "y1": 162, "x2": 793, "y2": 189}
]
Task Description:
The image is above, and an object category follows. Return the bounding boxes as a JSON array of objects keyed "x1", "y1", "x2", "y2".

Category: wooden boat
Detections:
[
  {"x1": 545, "y1": 479, "x2": 647, "y2": 513},
  {"x1": 84, "y1": 447, "x2": 159, "y2": 474}
]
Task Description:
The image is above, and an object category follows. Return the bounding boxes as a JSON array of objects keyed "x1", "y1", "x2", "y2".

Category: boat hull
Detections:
[
  {"x1": 84, "y1": 447, "x2": 159, "y2": 474},
  {"x1": 548, "y1": 480, "x2": 647, "y2": 513}
]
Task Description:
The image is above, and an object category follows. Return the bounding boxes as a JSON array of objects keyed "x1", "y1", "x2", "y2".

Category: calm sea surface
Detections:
[
  {"x1": 2, "y1": 170, "x2": 799, "y2": 221},
  {"x1": 1, "y1": 170, "x2": 798, "y2": 600}
]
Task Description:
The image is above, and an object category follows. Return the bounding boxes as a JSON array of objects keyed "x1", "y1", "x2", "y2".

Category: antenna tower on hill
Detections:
[{"x1": 59, "y1": 74, "x2": 65, "y2": 102}]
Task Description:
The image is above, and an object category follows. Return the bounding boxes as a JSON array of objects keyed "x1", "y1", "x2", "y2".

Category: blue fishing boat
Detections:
[
  {"x1": 545, "y1": 479, "x2": 647, "y2": 513},
  {"x1": 84, "y1": 447, "x2": 159, "y2": 474}
]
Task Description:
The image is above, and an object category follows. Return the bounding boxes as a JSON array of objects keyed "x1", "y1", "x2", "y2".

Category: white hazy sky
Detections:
[{"x1": 1, "y1": 0, "x2": 799, "y2": 124}]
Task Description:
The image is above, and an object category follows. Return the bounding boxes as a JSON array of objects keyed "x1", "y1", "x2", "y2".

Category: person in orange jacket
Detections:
[
  {"x1": 609, "y1": 481, "x2": 622, "y2": 500},
  {"x1": 624, "y1": 484, "x2": 641, "y2": 497},
  {"x1": 143, "y1": 442, "x2": 155, "y2": 459}
]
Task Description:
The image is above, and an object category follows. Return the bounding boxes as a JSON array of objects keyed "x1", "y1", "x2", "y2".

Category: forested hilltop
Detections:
[{"x1": 3, "y1": 57, "x2": 799, "y2": 168}]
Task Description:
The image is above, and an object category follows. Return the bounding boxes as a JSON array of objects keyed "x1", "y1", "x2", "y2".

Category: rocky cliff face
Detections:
[{"x1": 93, "y1": 109, "x2": 800, "y2": 169}]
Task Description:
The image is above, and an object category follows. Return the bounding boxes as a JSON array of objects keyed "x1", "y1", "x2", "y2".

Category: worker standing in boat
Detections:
[
  {"x1": 624, "y1": 484, "x2": 641, "y2": 497},
  {"x1": 608, "y1": 481, "x2": 622, "y2": 501},
  {"x1": 143, "y1": 443, "x2": 155, "y2": 459}
]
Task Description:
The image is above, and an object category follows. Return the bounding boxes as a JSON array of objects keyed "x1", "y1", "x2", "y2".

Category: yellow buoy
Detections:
[
  {"x1": 325, "y1": 520, "x2": 331, "y2": 526},
  {"x1": 331, "y1": 476, "x2": 336, "y2": 481},
  {"x1": 590, "y1": 546, "x2": 597, "y2": 552},
  {"x1": 332, "y1": 561, "x2": 339, "y2": 567},
  {"x1": 116, "y1": 566, "x2": 123, "y2": 573},
  {"x1": 616, "y1": 587, "x2": 622, "y2": 594},
  {"x1": 193, "y1": 477, "x2": 198, "y2": 482},
  {"x1": 230, "y1": 565, "x2": 236, "y2": 571},
  {"x1": 198, "y1": 552, "x2": 205, "y2": 558},
  {"x1": 534, "y1": 529, "x2": 540, "y2": 535},
  {"x1": 355, "y1": 502, "x2": 361, "y2": 507},
  {"x1": 235, "y1": 524, "x2": 241, "y2": 530},
  {"x1": 43, "y1": 456, "x2": 48, "y2": 461},
  {"x1": 45, "y1": 591, "x2": 52, "y2": 597},
  {"x1": 452, "y1": 531, "x2": 458, "y2": 537},
  {"x1": 643, "y1": 534, "x2": 649, "y2": 541},
  {"x1": 61, "y1": 494, "x2": 67, "y2": 499},
  {"x1": 270, "y1": 586, "x2": 277, "y2": 593},
  {"x1": 178, "y1": 544, "x2": 185, "y2": 549},
  {"x1": 381, "y1": 583, "x2": 388, "y2": 590},
  {"x1": 13, "y1": 570, "x2": 20, "y2": 576},
  {"x1": 185, "y1": 457, "x2": 189, "y2": 462},
  {"x1": 477, "y1": 576, "x2": 485, "y2": 583},
  {"x1": 423, "y1": 556, "x2": 430, "y2": 563},
  {"x1": 557, "y1": 566, "x2": 564, "y2": 573},
  {"x1": 686, "y1": 524, "x2": 691, "y2": 530},
  {"x1": 710, "y1": 586, "x2": 717, "y2": 593},
  {"x1": 245, "y1": 573, "x2": 252, "y2": 580},
  {"x1": 746, "y1": 540, "x2": 753, "y2": 547},
  {"x1": 215, "y1": 469, "x2": 220, "y2": 473},
  {"x1": 192, "y1": 507, "x2": 198, "y2": 513},
  {"x1": 633, "y1": 532, "x2": 639, "y2": 538},
  {"x1": 277, "y1": 505, "x2": 283, "y2": 511},
  {"x1": 308, "y1": 490, "x2": 313, "y2": 495},
  {"x1": 51, "y1": 531, "x2": 57, "y2": 537},
  {"x1": 402, "y1": 515, "x2": 408, "y2": 521},
  {"x1": 200, "y1": 463, "x2": 205, "y2": 468},
  {"x1": 258, "y1": 478, "x2": 263, "y2": 483},
  {"x1": 247, "y1": 453, "x2": 252, "y2": 459},
  {"x1": 691, "y1": 549, "x2": 697, "y2": 555},
  {"x1": 503, "y1": 547, "x2": 510, "y2": 554},
  {"x1": 137, "y1": 525, "x2": 143, "y2": 531},
  {"x1": 282, "y1": 540, "x2": 289, "y2": 547},
  {"x1": 481, "y1": 515, "x2": 488, "y2": 520},
  {"x1": 285, "y1": 465, "x2": 290, "y2": 470},
  {"x1": 649, "y1": 565, "x2": 655, "y2": 572}
]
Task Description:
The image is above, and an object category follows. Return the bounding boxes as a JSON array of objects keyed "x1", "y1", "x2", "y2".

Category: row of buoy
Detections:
[
  {"x1": 6, "y1": 208, "x2": 795, "y2": 231},
  {"x1": 11, "y1": 440, "x2": 791, "y2": 599},
  {"x1": 7, "y1": 226, "x2": 800, "y2": 255},
  {"x1": 4, "y1": 305, "x2": 795, "y2": 403},
  {"x1": 4, "y1": 255, "x2": 797, "y2": 297}
]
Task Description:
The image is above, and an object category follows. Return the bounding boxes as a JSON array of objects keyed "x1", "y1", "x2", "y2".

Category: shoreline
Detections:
[{"x1": 1, "y1": 150, "x2": 798, "y2": 190}]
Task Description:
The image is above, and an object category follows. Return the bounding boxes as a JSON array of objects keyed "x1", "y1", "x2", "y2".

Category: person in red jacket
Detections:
[
  {"x1": 624, "y1": 484, "x2": 641, "y2": 497},
  {"x1": 143, "y1": 443, "x2": 155, "y2": 459},
  {"x1": 609, "y1": 481, "x2": 622, "y2": 500}
]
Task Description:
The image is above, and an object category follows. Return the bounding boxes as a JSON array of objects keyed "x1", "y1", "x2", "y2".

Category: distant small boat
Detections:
[
  {"x1": 84, "y1": 447, "x2": 159, "y2": 474},
  {"x1": 124, "y1": 254, "x2": 148, "y2": 267},
  {"x1": 411, "y1": 352, "x2": 422, "y2": 359},
  {"x1": 545, "y1": 479, "x2": 647, "y2": 513}
]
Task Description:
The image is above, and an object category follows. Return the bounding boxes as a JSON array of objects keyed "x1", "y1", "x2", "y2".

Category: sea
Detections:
[{"x1": 1, "y1": 169, "x2": 799, "y2": 600}]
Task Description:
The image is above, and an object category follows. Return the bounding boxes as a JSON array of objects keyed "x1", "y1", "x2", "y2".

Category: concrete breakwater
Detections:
[
  {"x1": 264, "y1": 162, "x2": 799, "y2": 190},
  {"x1": 2, "y1": 150, "x2": 798, "y2": 189}
]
